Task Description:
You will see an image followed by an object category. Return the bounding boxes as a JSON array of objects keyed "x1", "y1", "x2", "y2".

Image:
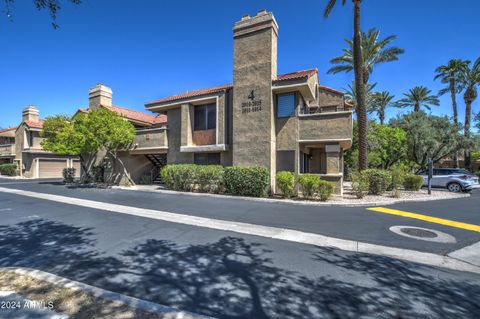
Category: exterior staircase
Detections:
[{"x1": 145, "y1": 154, "x2": 167, "y2": 185}]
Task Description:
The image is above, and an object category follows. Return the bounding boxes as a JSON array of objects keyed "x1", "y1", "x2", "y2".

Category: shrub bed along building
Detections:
[{"x1": 0, "y1": 164, "x2": 17, "y2": 176}]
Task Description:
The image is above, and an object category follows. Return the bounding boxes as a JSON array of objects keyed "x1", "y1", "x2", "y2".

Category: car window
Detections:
[
  {"x1": 450, "y1": 169, "x2": 471, "y2": 175},
  {"x1": 418, "y1": 170, "x2": 427, "y2": 175},
  {"x1": 433, "y1": 169, "x2": 443, "y2": 175}
]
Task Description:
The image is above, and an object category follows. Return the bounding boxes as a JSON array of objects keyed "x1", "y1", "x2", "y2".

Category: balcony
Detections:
[
  {"x1": 0, "y1": 144, "x2": 15, "y2": 157},
  {"x1": 130, "y1": 128, "x2": 168, "y2": 154},
  {"x1": 298, "y1": 110, "x2": 353, "y2": 147}
]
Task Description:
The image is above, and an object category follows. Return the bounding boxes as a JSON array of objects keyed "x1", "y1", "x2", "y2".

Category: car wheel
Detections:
[{"x1": 447, "y1": 182, "x2": 462, "y2": 193}]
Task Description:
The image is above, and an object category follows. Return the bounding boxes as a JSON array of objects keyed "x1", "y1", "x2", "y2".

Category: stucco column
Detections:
[
  {"x1": 180, "y1": 104, "x2": 193, "y2": 147},
  {"x1": 325, "y1": 144, "x2": 340, "y2": 174}
]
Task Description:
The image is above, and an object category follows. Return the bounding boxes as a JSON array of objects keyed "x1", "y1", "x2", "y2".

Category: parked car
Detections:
[{"x1": 417, "y1": 168, "x2": 480, "y2": 192}]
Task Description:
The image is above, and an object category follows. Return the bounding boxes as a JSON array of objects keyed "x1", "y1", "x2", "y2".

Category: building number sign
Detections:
[{"x1": 241, "y1": 90, "x2": 263, "y2": 114}]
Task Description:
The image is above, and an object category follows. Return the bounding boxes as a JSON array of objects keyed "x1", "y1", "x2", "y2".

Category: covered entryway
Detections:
[{"x1": 38, "y1": 159, "x2": 68, "y2": 178}]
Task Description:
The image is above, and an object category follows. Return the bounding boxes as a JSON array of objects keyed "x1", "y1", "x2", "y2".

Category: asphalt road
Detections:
[
  {"x1": 1, "y1": 178, "x2": 479, "y2": 255},
  {"x1": 0, "y1": 178, "x2": 479, "y2": 318}
]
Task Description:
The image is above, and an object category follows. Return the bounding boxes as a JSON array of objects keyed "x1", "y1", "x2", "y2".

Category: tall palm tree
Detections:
[
  {"x1": 324, "y1": 0, "x2": 368, "y2": 170},
  {"x1": 460, "y1": 58, "x2": 480, "y2": 171},
  {"x1": 434, "y1": 59, "x2": 470, "y2": 168},
  {"x1": 434, "y1": 59, "x2": 469, "y2": 126},
  {"x1": 396, "y1": 86, "x2": 440, "y2": 112},
  {"x1": 328, "y1": 28, "x2": 405, "y2": 85},
  {"x1": 371, "y1": 91, "x2": 395, "y2": 125}
]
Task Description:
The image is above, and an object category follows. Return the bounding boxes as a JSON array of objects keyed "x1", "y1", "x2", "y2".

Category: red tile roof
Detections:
[
  {"x1": 318, "y1": 85, "x2": 344, "y2": 95},
  {"x1": 0, "y1": 127, "x2": 17, "y2": 134},
  {"x1": 103, "y1": 105, "x2": 167, "y2": 125},
  {"x1": 146, "y1": 84, "x2": 233, "y2": 106},
  {"x1": 146, "y1": 68, "x2": 330, "y2": 106},
  {"x1": 275, "y1": 68, "x2": 318, "y2": 82},
  {"x1": 77, "y1": 105, "x2": 167, "y2": 125},
  {"x1": 25, "y1": 120, "x2": 43, "y2": 129}
]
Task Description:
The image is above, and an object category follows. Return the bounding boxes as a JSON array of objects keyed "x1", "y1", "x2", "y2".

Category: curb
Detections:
[
  {"x1": 1, "y1": 186, "x2": 479, "y2": 275},
  {"x1": 112, "y1": 186, "x2": 469, "y2": 207},
  {"x1": 0, "y1": 267, "x2": 213, "y2": 319}
]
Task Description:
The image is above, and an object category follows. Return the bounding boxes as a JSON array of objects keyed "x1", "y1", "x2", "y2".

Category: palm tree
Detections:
[
  {"x1": 324, "y1": 0, "x2": 368, "y2": 170},
  {"x1": 396, "y1": 86, "x2": 440, "y2": 112},
  {"x1": 328, "y1": 28, "x2": 405, "y2": 85},
  {"x1": 344, "y1": 81, "x2": 377, "y2": 113},
  {"x1": 371, "y1": 91, "x2": 395, "y2": 125},
  {"x1": 459, "y1": 58, "x2": 480, "y2": 171},
  {"x1": 434, "y1": 59, "x2": 470, "y2": 168},
  {"x1": 434, "y1": 59, "x2": 469, "y2": 126}
]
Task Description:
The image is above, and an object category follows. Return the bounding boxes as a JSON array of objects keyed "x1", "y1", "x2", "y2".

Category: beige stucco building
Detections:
[
  {"x1": 0, "y1": 105, "x2": 80, "y2": 178},
  {"x1": 1, "y1": 10, "x2": 353, "y2": 194},
  {"x1": 145, "y1": 11, "x2": 353, "y2": 194}
]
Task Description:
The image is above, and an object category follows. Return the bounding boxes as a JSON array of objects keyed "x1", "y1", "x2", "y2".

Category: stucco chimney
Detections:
[
  {"x1": 232, "y1": 11, "x2": 279, "y2": 192},
  {"x1": 89, "y1": 84, "x2": 112, "y2": 109},
  {"x1": 22, "y1": 105, "x2": 39, "y2": 122}
]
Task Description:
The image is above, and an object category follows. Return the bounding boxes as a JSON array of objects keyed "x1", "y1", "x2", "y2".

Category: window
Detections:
[
  {"x1": 194, "y1": 104, "x2": 216, "y2": 131},
  {"x1": 194, "y1": 153, "x2": 221, "y2": 165},
  {"x1": 277, "y1": 93, "x2": 296, "y2": 118}
]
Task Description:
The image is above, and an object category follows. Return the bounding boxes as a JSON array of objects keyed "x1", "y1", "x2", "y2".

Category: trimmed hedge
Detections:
[
  {"x1": 0, "y1": 163, "x2": 17, "y2": 176},
  {"x1": 276, "y1": 171, "x2": 295, "y2": 198},
  {"x1": 224, "y1": 166, "x2": 270, "y2": 197},
  {"x1": 297, "y1": 174, "x2": 335, "y2": 201},
  {"x1": 161, "y1": 164, "x2": 224, "y2": 193},
  {"x1": 317, "y1": 180, "x2": 335, "y2": 202},
  {"x1": 62, "y1": 167, "x2": 76, "y2": 184},
  {"x1": 361, "y1": 169, "x2": 392, "y2": 195},
  {"x1": 403, "y1": 174, "x2": 423, "y2": 191},
  {"x1": 298, "y1": 174, "x2": 320, "y2": 199}
]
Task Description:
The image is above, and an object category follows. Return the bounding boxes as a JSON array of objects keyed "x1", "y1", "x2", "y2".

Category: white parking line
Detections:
[
  {"x1": 0, "y1": 208, "x2": 12, "y2": 212},
  {"x1": 0, "y1": 186, "x2": 479, "y2": 274}
]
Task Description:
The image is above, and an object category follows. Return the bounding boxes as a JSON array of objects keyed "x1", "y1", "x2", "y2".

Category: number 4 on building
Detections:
[{"x1": 248, "y1": 90, "x2": 255, "y2": 101}]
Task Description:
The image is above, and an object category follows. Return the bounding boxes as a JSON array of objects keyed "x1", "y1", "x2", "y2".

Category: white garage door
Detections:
[{"x1": 38, "y1": 159, "x2": 68, "y2": 178}]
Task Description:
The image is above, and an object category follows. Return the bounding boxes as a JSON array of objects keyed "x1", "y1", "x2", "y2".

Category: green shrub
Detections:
[
  {"x1": 161, "y1": 164, "x2": 224, "y2": 193},
  {"x1": 350, "y1": 171, "x2": 368, "y2": 199},
  {"x1": 62, "y1": 167, "x2": 76, "y2": 183},
  {"x1": 224, "y1": 166, "x2": 270, "y2": 197},
  {"x1": 195, "y1": 165, "x2": 224, "y2": 193},
  {"x1": 161, "y1": 164, "x2": 197, "y2": 192},
  {"x1": 317, "y1": 180, "x2": 335, "y2": 201},
  {"x1": 403, "y1": 174, "x2": 423, "y2": 191},
  {"x1": 298, "y1": 174, "x2": 320, "y2": 199},
  {"x1": 0, "y1": 163, "x2": 17, "y2": 176},
  {"x1": 276, "y1": 171, "x2": 295, "y2": 198},
  {"x1": 361, "y1": 169, "x2": 392, "y2": 195}
]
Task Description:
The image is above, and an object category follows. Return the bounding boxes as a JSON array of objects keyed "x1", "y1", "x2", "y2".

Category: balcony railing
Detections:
[
  {"x1": 0, "y1": 144, "x2": 15, "y2": 156},
  {"x1": 131, "y1": 128, "x2": 168, "y2": 151},
  {"x1": 298, "y1": 110, "x2": 352, "y2": 141}
]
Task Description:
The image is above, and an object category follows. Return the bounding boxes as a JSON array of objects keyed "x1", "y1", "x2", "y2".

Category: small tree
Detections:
[
  {"x1": 390, "y1": 111, "x2": 466, "y2": 171},
  {"x1": 367, "y1": 124, "x2": 407, "y2": 169},
  {"x1": 41, "y1": 108, "x2": 136, "y2": 184}
]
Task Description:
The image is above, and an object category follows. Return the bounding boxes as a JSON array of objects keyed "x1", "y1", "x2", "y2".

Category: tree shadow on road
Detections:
[{"x1": 0, "y1": 219, "x2": 479, "y2": 318}]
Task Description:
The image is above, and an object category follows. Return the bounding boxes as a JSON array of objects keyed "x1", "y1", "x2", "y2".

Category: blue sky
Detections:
[{"x1": 1, "y1": 0, "x2": 480, "y2": 128}]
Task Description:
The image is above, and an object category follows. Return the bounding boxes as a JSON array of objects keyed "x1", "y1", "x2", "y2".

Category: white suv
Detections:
[{"x1": 417, "y1": 168, "x2": 480, "y2": 192}]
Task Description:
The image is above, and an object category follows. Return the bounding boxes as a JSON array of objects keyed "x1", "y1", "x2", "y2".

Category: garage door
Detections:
[
  {"x1": 72, "y1": 160, "x2": 81, "y2": 177},
  {"x1": 38, "y1": 159, "x2": 68, "y2": 178}
]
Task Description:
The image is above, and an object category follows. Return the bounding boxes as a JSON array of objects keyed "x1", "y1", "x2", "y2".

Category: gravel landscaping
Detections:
[{"x1": 115, "y1": 183, "x2": 469, "y2": 207}]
